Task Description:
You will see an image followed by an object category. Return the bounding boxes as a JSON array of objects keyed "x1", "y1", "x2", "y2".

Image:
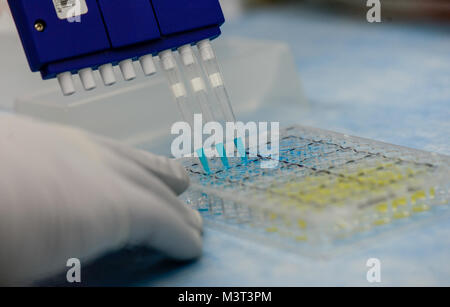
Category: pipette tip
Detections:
[
  {"x1": 216, "y1": 143, "x2": 230, "y2": 169},
  {"x1": 196, "y1": 148, "x2": 211, "y2": 174},
  {"x1": 234, "y1": 137, "x2": 248, "y2": 164}
]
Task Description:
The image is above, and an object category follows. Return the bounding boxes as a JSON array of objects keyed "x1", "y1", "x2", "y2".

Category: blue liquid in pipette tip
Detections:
[
  {"x1": 196, "y1": 148, "x2": 211, "y2": 174},
  {"x1": 216, "y1": 143, "x2": 230, "y2": 169},
  {"x1": 234, "y1": 137, "x2": 248, "y2": 164}
]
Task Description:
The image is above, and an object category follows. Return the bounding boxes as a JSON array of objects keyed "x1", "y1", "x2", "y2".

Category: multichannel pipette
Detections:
[
  {"x1": 176, "y1": 44, "x2": 218, "y2": 174},
  {"x1": 7, "y1": 0, "x2": 225, "y2": 93},
  {"x1": 7, "y1": 0, "x2": 242, "y2": 173},
  {"x1": 197, "y1": 40, "x2": 248, "y2": 166},
  {"x1": 159, "y1": 41, "x2": 240, "y2": 174}
]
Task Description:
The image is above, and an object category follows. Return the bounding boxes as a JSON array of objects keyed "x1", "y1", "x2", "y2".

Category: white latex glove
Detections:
[{"x1": 0, "y1": 113, "x2": 202, "y2": 285}]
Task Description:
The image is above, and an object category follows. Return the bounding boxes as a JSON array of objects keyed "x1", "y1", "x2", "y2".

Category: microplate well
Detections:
[{"x1": 179, "y1": 126, "x2": 450, "y2": 257}]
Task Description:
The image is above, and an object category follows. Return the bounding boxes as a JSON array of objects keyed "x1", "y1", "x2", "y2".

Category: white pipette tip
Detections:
[
  {"x1": 78, "y1": 68, "x2": 96, "y2": 91},
  {"x1": 57, "y1": 71, "x2": 75, "y2": 96},
  {"x1": 159, "y1": 50, "x2": 176, "y2": 71},
  {"x1": 119, "y1": 59, "x2": 136, "y2": 81},
  {"x1": 139, "y1": 54, "x2": 156, "y2": 76},
  {"x1": 99, "y1": 63, "x2": 116, "y2": 86},
  {"x1": 197, "y1": 39, "x2": 215, "y2": 61},
  {"x1": 178, "y1": 44, "x2": 195, "y2": 66}
]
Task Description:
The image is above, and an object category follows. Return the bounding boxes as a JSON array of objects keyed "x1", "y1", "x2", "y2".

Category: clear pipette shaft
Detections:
[
  {"x1": 197, "y1": 39, "x2": 236, "y2": 123},
  {"x1": 197, "y1": 40, "x2": 248, "y2": 163},
  {"x1": 159, "y1": 50, "x2": 196, "y2": 125},
  {"x1": 178, "y1": 45, "x2": 215, "y2": 123}
]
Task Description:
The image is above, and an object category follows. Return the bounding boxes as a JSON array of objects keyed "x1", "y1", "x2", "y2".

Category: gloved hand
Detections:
[{"x1": 0, "y1": 113, "x2": 202, "y2": 285}]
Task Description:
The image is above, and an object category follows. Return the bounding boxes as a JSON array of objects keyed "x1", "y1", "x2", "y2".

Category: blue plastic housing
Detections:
[{"x1": 7, "y1": 0, "x2": 225, "y2": 79}]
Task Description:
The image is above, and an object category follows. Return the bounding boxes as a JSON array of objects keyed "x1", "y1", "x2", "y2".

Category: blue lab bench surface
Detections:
[{"x1": 46, "y1": 5, "x2": 450, "y2": 286}]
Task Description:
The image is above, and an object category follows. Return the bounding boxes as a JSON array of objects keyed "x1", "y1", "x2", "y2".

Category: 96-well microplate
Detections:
[{"x1": 179, "y1": 126, "x2": 450, "y2": 257}]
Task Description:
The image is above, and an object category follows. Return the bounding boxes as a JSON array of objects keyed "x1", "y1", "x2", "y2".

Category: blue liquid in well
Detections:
[
  {"x1": 216, "y1": 143, "x2": 230, "y2": 169},
  {"x1": 196, "y1": 148, "x2": 211, "y2": 174},
  {"x1": 234, "y1": 137, "x2": 248, "y2": 164}
]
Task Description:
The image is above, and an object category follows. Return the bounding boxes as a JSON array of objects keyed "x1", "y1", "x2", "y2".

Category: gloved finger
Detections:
[
  {"x1": 127, "y1": 181, "x2": 203, "y2": 260},
  {"x1": 100, "y1": 148, "x2": 202, "y2": 233},
  {"x1": 92, "y1": 135, "x2": 190, "y2": 195}
]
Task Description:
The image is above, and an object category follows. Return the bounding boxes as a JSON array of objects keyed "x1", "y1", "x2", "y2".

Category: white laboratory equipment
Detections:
[{"x1": 14, "y1": 37, "x2": 307, "y2": 156}]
